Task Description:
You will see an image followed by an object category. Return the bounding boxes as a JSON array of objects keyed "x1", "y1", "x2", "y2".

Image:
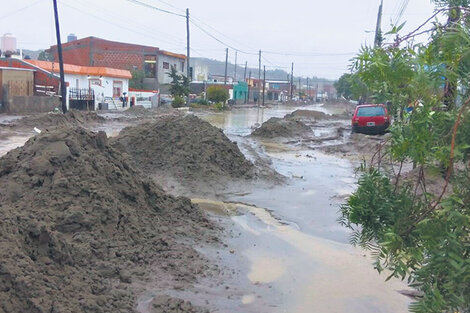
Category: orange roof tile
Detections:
[
  {"x1": 160, "y1": 50, "x2": 186, "y2": 60},
  {"x1": 25, "y1": 60, "x2": 132, "y2": 79}
]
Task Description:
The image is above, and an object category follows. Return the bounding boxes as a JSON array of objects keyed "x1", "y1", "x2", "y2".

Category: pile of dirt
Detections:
[
  {"x1": 285, "y1": 110, "x2": 333, "y2": 121},
  {"x1": 10, "y1": 110, "x2": 105, "y2": 128},
  {"x1": 124, "y1": 105, "x2": 153, "y2": 117},
  {"x1": 251, "y1": 116, "x2": 311, "y2": 139},
  {"x1": 151, "y1": 295, "x2": 209, "y2": 313},
  {"x1": 320, "y1": 132, "x2": 386, "y2": 160},
  {"x1": 0, "y1": 126, "x2": 215, "y2": 313},
  {"x1": 112, "y1": 115, "x2": 256, "y2": 190}
]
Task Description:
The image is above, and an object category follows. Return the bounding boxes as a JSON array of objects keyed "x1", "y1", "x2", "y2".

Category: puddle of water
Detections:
[
  {"x1": 196, "y1": 103, "x2": 329, "y2": 137},
  {"x1": 193, "y1": 105, "x2": 411, "y2": 313},
  {"x1": 247, "y1": 256, "x2": 286, "y2": 284},
  {"x1": 228, "y1": 201, "x2": 411, "y2": 313},
  {"x1": 0, "y1": 135, "x2": 30, "y2": 157}
]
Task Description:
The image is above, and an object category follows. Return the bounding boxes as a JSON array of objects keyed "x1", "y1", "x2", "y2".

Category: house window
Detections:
[
  {"x1": 144, "y1": 55, "x2": 157, "y2": 78},
  {"x1": 89, "y1": 78, "x2": 101, "y2": 88},
  {"x1": 76, "y1": 79, "x2": 79, "y2": 89},
  {"x1": 180, "y1": 61, "x2": 184, "y2": 72},
  {"x1": 163, "y1": 62, "x2": 170, "y2": 70},
  {"x1": 113, "y1": 81, "x2": 123, "y2": 98}
]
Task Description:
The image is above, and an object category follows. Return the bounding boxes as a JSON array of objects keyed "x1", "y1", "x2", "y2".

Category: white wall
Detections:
[
  {"x1": 158, "y1": 54, "x2": 185, "y2": 85},
  {"x1": 63, "y1": 73, "x2": 129, "y2": 110}
]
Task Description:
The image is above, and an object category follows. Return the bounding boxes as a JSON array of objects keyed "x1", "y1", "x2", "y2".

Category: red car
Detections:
[{"x1": 352, "y1": 104, "x2": 390, "y2": 134}]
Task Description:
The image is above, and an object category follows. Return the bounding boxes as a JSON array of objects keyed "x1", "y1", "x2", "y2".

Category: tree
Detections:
[
  {"x1": 38, "y1": 50, "x2": 53, "y2": 61},
  {"x1": 340, "y1": 4, "x2": 470, "y2": 313},
  {"x1": 129, "y1": 70, "x2": 144, "y2": 89},
  {"x1": 207, "y1": 86, "x2": 229, "y2": 103},
  {"x1": 167, "y1": 66, "x2": 189, "y2": 98},
  {"x1": 334, "y1": 73, "x2": 369, "y2": 103},
  {"x1": 334, "y1": 73, "x2": 353, "y2": 99}
]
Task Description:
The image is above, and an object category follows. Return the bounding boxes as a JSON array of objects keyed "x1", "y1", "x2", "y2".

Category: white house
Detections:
[
  {"x1": 157, "y1": 50, "x2": 186, "y2": 85},
  {"x1": 25, "y1": 60, "x2": 131, "y2": 110}
]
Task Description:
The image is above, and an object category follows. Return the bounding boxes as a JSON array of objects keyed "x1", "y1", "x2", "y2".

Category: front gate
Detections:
[{"x1": 69, "y1": 88, "x2": 95, "y2": 110}]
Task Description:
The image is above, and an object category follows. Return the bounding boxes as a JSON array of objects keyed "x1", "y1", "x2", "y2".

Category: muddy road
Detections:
[
  {"x1": 0, "y1": 104, "x2": 410, "y2": 313},
  {"x1": 190, "y1": 103, "x2": 411, "y2": 313}
]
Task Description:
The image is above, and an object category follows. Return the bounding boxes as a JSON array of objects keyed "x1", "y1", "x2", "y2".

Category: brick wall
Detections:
[
  {"x1": 48, "y1": 37, "x2": 158, "y2": 71},
  {"x1": 0, "y1": 59, "x2": 60, "y2": 96}
]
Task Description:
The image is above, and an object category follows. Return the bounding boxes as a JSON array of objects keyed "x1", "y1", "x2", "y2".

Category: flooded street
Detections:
[
  {"x1": 195, "y1": 104, "x2": 411, "y2": 313},
  {"x1": 0, "y1": 106, "x2": 412, "y2": 313}
]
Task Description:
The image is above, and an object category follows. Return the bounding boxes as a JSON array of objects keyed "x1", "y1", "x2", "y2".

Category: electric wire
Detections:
[
  {"x1": 123, "y1": 0, "x2": 186, "y2": 18},
  {"x1": 60, "y1": 1, "x2": 186, "y2": 51},
  {"x1": 0, "y1": 0, "x2": 42, "y2": 20}
]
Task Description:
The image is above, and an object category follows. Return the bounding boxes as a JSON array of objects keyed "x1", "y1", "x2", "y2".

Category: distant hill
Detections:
[{"x1": 192, "y1": 57, "x2": 334, "y2": 84}]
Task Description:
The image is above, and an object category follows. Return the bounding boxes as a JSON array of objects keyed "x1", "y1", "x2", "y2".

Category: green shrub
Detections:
[
  {"x1": 172, "y1": 96, "x2": 186, "y2": 108},
  {"x1": 207, "y1": 86, "x2": 229, "y2": 103},
  {"x1": 197, "y1": 99, "x2": 209, "y2": 105},
  {"x1": 214, "y1": 102, "x2": 224, "y2": 111}
]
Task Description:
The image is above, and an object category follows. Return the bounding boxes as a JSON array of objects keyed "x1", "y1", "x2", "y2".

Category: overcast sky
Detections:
[{"x1": 2, "y1": 0, "x2": 439, "y2": 79}]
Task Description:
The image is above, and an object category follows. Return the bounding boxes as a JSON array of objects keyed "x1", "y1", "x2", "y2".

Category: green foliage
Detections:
[
  {"x1": 168, "y1": 66, "x2": 190, "y2": 98},
  {"x1": 196, "y1": 98, "x2": 209, "y2": 105},
  {"x1": 129, "y1": 70, "x2": 145, "y2": 90},
  {"x1": 341, "y1": 5, "x2": 470, "y2": 313},
  {"x1": 38, "y1": 50, "x2": 53, "y2": 61},
  {"x1": 171, "y1": 96, "x2": 186, "y2": 108},
  {"x1": 207, "y1": 86, "x2": 229, "y2": 103},
  {"x1": 334, "y1": 73, "x2": 353, "y2": 99},
  {"x1": 214, "y1": 102, "x2": 224, "y2": 111}
]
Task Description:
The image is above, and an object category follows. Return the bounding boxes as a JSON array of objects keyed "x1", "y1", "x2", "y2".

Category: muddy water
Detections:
[{"x1": 193, "y1": 104, "x2": 412, "y2": 312}]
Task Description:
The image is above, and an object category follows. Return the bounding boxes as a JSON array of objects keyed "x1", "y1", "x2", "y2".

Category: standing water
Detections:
[{"x1": 190, "y1": 104, "x2": 412, "y2": 313}]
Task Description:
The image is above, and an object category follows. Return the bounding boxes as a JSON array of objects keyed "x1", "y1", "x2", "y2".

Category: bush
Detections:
[
  {"x1": 172, "y1": 96, "x2": 186, "y2": 108},
  {"x1": 214, "y1": 102, "x2": 224, "y2": 111},
  {"x1": 207, "y1": 86, "x2": 229, "y2": 103},
  {"x1": 196, "y1": 99, "x2": 209, "y2": 106}
]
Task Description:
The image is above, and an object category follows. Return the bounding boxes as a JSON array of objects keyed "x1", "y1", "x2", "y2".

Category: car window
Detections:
[{"x1": 357, "y1": 107, "x2": 385, "y2": 117}]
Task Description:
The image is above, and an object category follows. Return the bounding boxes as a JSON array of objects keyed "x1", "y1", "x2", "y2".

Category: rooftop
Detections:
[{"x1": 25, "y1": 60, "x2": 132, "y2": 79}]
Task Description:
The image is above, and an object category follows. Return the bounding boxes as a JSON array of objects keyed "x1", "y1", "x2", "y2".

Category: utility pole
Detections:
[
  {"x1": 307, "y1": 77, "x2": 310, "y2": 101},
  {"x1": 186, "y1": 8, "x2": 191, "y2": 106},
  {"x1": 243, "y1": 61, "x2": 247, "y2": 81},
  {"x1": 258, "y1": 50, "x2": 261, "y2": 106},
  {"x1": 234, "y1": 51, "x2": 238, "y2": 82},
  {"x1": 247, "y1": 70, "x2": 251, "y2": 104},
  {"x1": 262, "y1": 65, "x2": 266, "y2": 106},
  {"x1": 290, "y1": 62, "x2": 294, "y2": 100},
  {"x1": 186, "y1": 8, "x2": 191, "y2": 80},
  {"x1": 53, "y1": 0, "x2": 67, "y2": 113},
  {"x1": 374, "y1": 0, "x2": 383, "y2": 47},
  {"x1": 224, "y1": 48, "x2": 228, "y2": 85},
  {"x1": 298, "y1": 78, "x2": 301, "y2": 99}
]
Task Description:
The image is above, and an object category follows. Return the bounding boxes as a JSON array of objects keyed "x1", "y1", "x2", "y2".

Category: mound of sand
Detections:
[
  {"x1": 285, "y1": 110, "x2": 333, "y2": 121},
  {"x1": 124, "y1": 105, "x2": 152, "y2": 117},
  {"x1": 12, "y1": 110, "x2": 105, "y2": 128},
  {"x1": 251, "y1": 117, "x2": 311, "y2": 139},
  {"x1": 0, "y1": 127, "x2": 214, "y2": 313},
  {"x1": 112, "y1": 115, "x2": 256, "y2": 188}
]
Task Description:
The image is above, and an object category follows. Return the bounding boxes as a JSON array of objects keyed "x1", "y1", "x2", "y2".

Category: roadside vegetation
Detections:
[
  {"x1": 168, "y1": 66, "x2": 190, "y2": 108},
  {"x1": 339, "y1": 2, "x2": 470, "y2": 312},
  {"x1": 207, "y1": 86, "x2": 230, "y2": 110}
]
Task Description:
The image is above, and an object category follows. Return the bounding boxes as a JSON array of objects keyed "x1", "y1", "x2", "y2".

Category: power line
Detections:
[
  {"x1": 76, "y1": 0, "x2": 187, "y2": 46},
  {"x1": 152, "y1": 0, "x2": 186, "y2": 13},
  {"x1": 263, "y1": 50, "x2": 356, "y2": 57},
  {"x1": 0, "y1": 0, "x2": 42, "y2": 20},
  {"x1": 60, "y1": 1, "x2": 186, "y2": 50},
  {"x1": 124, "y1": 0, "x2": 185, "y2": 18},
  {"x1": 189, "y1": 19, "x2": 258, "y2": 55}
]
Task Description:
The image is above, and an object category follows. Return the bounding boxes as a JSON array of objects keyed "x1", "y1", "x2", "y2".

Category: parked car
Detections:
[{"x1": 352, "y1": 104, "x2": 390, "y2": 134}]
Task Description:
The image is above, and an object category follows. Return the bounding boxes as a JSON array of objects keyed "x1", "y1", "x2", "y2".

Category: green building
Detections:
[{"x1": 233, "y1": 81, "x2": 248, "y2": 104}]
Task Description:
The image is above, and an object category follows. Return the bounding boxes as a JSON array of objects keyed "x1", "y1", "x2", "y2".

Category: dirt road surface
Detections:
[{"x1": 0, "y1": 103, "x2": 411, "y2": 313}]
